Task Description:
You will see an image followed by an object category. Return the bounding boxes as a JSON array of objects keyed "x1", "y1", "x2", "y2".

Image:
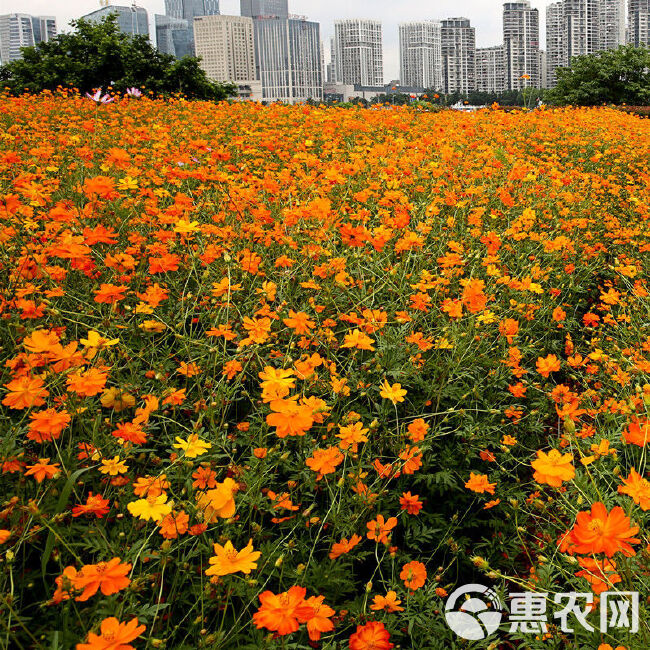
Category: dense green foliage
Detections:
[
  {"x1": 549, "y1": 45, "x2": 650, "y2": 106},
  {"x1": 0, "y1": 15, "x2": 236, "y2": 100}
]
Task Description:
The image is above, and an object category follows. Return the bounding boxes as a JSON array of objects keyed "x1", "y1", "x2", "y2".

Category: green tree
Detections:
[
  {"x1": 0, "y1": 15, "x2": 236, "y2": 100},
  {"x1": 549, "y1": 44, "x2": 650, "y2": 106}
]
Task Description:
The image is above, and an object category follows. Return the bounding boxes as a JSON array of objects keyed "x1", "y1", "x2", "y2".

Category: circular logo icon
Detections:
[{"x1": 445, "y1": 584, "x2": 503, "y2": 640}]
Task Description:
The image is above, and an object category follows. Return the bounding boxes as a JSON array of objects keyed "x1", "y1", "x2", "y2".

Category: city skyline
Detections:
[{"x1": 12, "y1": 0, "x2": 562, "y2": 80}]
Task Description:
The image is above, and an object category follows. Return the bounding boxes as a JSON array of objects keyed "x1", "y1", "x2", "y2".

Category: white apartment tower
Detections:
[
  {"x1": 399, "y1": 21, "x2": 443, "y2": 90},
  {"x1": 476, "y1": 46, "x2": 506, "y2": 93},
  {"x1": 334, "y1": 19, "x2": 383, "y2": 86},
  {"x1": 194, "y1": 15, "x2": 261, "y2": 100},
  {"x1": 546, "y1": 1, "x2": 566, "y2": 87},
  {"x1": 503, "y1": 1, "x2": 540, "y2": 90},
  {"x1": 628, "y1": 0, "x2": 650, "y2": 45},
  {"x1": 598, "y1": 0, "x2": 626, "y2": 49},
  {"x1": 0, "y1": 14, "x2": 56, "y2": 64},
  {"x1": 441, "y1": 17, "x2": 476, "y2": 94}
]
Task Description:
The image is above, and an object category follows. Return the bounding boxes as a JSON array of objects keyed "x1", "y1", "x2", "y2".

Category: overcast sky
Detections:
[{"x1": 15, "y1": 0, "x2": 556, "y2": 80}]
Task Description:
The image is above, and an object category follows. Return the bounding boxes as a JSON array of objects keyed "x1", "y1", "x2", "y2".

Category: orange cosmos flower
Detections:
[
  {"x1": 370, "y1": 590, "x2": 404, "y2": 612},
  {"x1": 531, "y1": 449, "x2": 576, "y2": 487},
  {"x1": 72, "y1": 493, "x2": 110, "y2": 519},
  {"x1": 24, "y1": 458, "x2": 60, "y2": 482},
  {"x1": 618, "y1": 468, "x2": 650, "y2": 510},
  {"x1": 621, "y1": 417, "x2": 649, "y2": 447},
  {"x1": 252, "y1": 585, "x2": 314, "y2": 636},
  {"x1": 407, "y1": 418, "x2": 429, "y2": 442},
  {"x1": 283, "y1": 310, "x2": 315, "y2": 334},
  {"x1": 399, "y1": 491, "x2": 423, "y2": 515},
  {"x1": 76, "y1": 617, "x2": 145, "y2": 650},
  {"x1": 366, "y1": 514, "x2": 397, "y2": 544},
  {"x1": 205, "y1": 539, "x2": 261, "y2": 577},
  {"x1": 266, "y1": 397, "x2": 314, "y2": 437},
  {"x1": 258, "y1": 366, "x2": 296, "y2": 401},
  {"x1": 400, "y1": 560, "x2": 427, "y2": 591},
  {"x1": 2, "y1": 375, "x2": 49, "y2": 410},
  {"x1": 158, "y1": 510, "x2": 190, "y2": 539},
  {"x1": 329, "y1": 533, "x2": 362, "y2": 559},
  {"x1": 196, "y1": 477, "x2": 238, "y2": 522},
  {"x1": 74, "y1": 558, "x2": 131, "y2": 601},
  {"x1": 336, "y1": 421, "x2": 369, "y2": 452},
  {"x1": 93, "y1": 283, "x2": 128, "y2": 305},
  {"x1": 23, "y1": 329, "x2": 60, "y2": 353},
  {"x1": 379, "y1": 379, "x2": 407, "y2": 405},
  {"x1": 341, "y1": 329, "x2": 376, "y2": 351},
  {"x1": 304, "y1": 595, "x2": 335, "y2": 641},
  {"x1": 461, "y1": 278, "x2": 487, "y2": 313},
  {"x1": 27, "y1": 408, "x2": 71, "y2": 442},
  {"x1": 66, "y1": 369, "x2": 108, "y2": 397},
  {"x1": 0, "y1": 530, "x2": 10, "y2": 544},
  {"x1": 565, "y1": 502, "x2": 640, "y2": 557},
  {"x1": 349, "y1": 620, "x2": 394, "y2": 650},
  {"x1": 536, "y1": 354, "x2": 561, "y2": 378},
  {"x1": 575, "y1": 557, "x2": 622, "y2": 594},
  {"x1": 306, "y1": 446, "x2": 344, "y2": 479},
  {"x1": 464, "y1": 472, "x2": 496, "y2": 495}
]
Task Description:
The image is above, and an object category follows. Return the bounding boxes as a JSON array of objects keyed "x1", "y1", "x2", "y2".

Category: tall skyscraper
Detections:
[
  {"x1": 334, "y1": 19, "x2": 383, "y2": 86},
  {"x1": 155, "y1": 15, "x2": 193, "y2": 58},
  {"x1": 399, "y1": 21, "x2": 443, "y2": 90},
  {"x1": 546, "y1": 1, "x2": 565, "y2": 87},
  {"x1": 564, "y1": 0, "x2": 600, "y2": 61},
  {"x1": 165, "y1": 0, "x2": 220, "y2": 21},
  {"x1": 252, "y1": 17, "x2": 323, "y2": 102},
  {"x1": 598, "y1": 0, "x2": 626, "y2": 50},
  {"x1": 628, "y1": 0, "x2": 650, "y2": 45},
  {"x1": 503, "y1": 1, "x2": 540, "y2": 89},
  {"x1": 30, "y1": 16, "x2": 57, "y2": 45},
  {"x1": 240, "y1": 0, "x2": 288, "y2": 18},
  {"x1": 194, "y1": 15, "x2": 261, "y2": 99},
  {"x1": 476, "y1": 45, "x2": 506, "y2": 93},
  {"x1": 0, "y1": 14, "x2": 56, "y2": 64},
  {"x1": 441, "y1": 17, "x2": 476, "y2": 94},
  {"x1": 82, "y1": 6, "x2": 149, "y2": 38}
]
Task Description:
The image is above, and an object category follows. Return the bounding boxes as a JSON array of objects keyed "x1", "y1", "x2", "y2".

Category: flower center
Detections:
[{"x1": 588, "y1": 518, "x2": 605, "y2": 534}]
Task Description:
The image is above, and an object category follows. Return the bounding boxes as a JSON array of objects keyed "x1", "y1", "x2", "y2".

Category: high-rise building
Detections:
[
  {"x1": 327, "y1": 37, "x2": 337, "y2": 83},
  {"x1": 564, "y1": 0, "x2": 600, "y2": 61},
  {"x1": 155, "y1": 15, "x2": 193, "y2": 58},
  {"x1": 476, "y1": 45, "x2": 506, "y2": 93},
  {"x1": 82, "y1": 6, "x2": 149, "y2": 38},
  {"x1": 0, "y1": 14, "x2": 57, "y2": 64},
  {"x1": 334, "y1": 19, "x2": 383, "y2": 86},
  {"x1": 194, "y1": 15, "x2": 261, "y2": 100},
  {"x1": 628, "y1": 0, "x2": 650, "y2": 45},
  {"x1": 165, "y1": 0, "x2": 220, "y2": 21},
  {"x1": 441, "y1": 17, "x2": 475, "y2": 94},
  {"x1": 546, "y1": 1, "x2": 565, "y2": 86},
  {"x1": 539, "y1": 50, "x2": 548, "y2": 87},
  {"x1": 399, "y1": 21, "x2": 443, "y2": 90},
  {"x1": 252, "y1": 17, "x2": 322, "y2": 102},
  {"x1": 503, "y1": 1, "x2": 540, "y2": 89},
  {"x1": 598, "y1": 0, "x2": 626, "y2": 50},
  {"x1": 30, "y1": 16, "x2": 57, "y2": 45},
  {"x1": 240, "y1": 0, "x2": 288, "y2": 18}
]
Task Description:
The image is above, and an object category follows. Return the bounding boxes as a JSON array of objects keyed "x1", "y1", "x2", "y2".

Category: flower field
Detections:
[{"x1": 1, "y1": 93, "x2": 649, "y2": 649}]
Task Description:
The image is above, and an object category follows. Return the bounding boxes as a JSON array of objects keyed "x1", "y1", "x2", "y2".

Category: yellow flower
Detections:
[
  {"x1": 99, "y1": 456, "x2": 128, "y2": 476},
  {"x1": 173, "y1": 434, "x2": 211, "y2": 458},
  {"x1": 173, "y1": 219, "x2": 200, "y2": 234},
  {"x1": 205, "y1": 539, "x2": 261, "y2": 577},
  {"x1": 127, "y1": 493, "x2": 172, "y2": 523},
  {"x1": 80, "y1": 330, "x2": 119, "y2": 349},
  {"x1": 100, "y1": 388, "x2": 136, "y2": 412},
  {"x1": 379, "y1": 379, "x2": 407, "y2": 405},
  {"x1": 139, "y1": 320, "x2": 165, "y2": 333}
]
